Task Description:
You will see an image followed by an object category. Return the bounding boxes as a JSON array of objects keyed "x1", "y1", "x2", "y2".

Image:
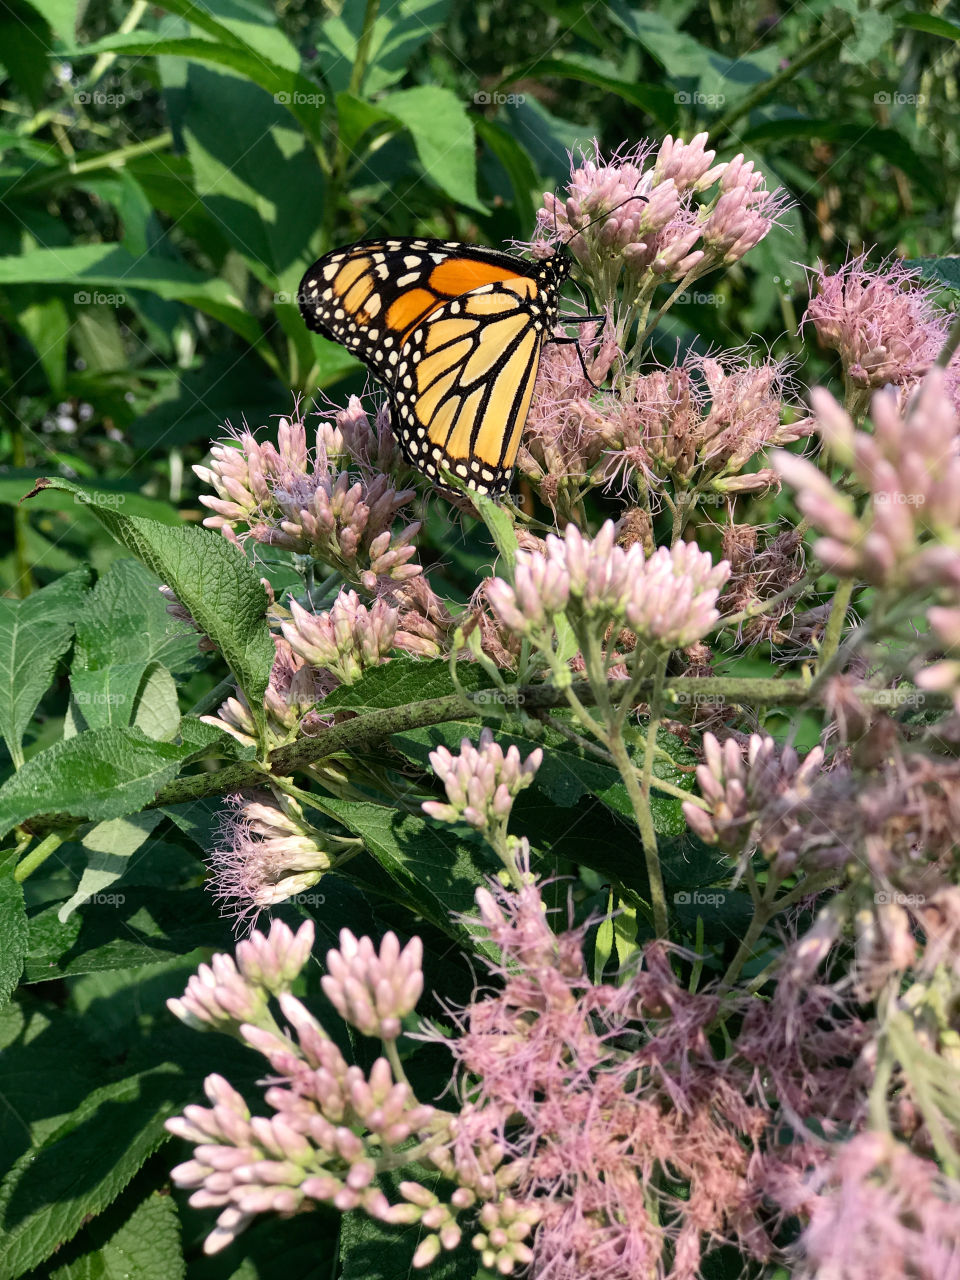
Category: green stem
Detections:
[
  {"x1": 348, "y1": 0, "x2": 381, "y2": 96},
  {"x1": 15, "y1": 830, "x2": 71, "y2": 882},
  {"x1": 10, "y1": 415, "x2": 34, "y2": 598},
  {"x1": 18, "y1": 132, "x2": 175, "y2": 195},
  {"x1": 817, "y1": 577, "x2": 854, "y2": 672}
]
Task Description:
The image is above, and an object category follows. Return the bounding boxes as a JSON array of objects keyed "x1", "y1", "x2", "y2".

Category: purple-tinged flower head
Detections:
[
  {"x1": 605, "y1": 352, "x2": 811, "y2": 499},
  {"x1": 770, "y1": 1133, "x2": 960, "y2": 1280},
  {"x1": 682, "y1": 732, "x2": 825, "y2": 870},
  {"x1": 208, "y1": 791, "x2": 335, "y2": 932},
  {"x1": 520, "y1": 321, "x2": 622, "y2": 510},
  {"x1": 653, "y1": 131, "x2": 727, "y2": 194},
  {"x1": 166, "y1": 919, "x2": 313, "y2": 1033},
  {"x1": 699, "y1": 155, "x2": 791, "y2": 265},
  {"x1": 774, "y1": 370, "x2": 960, "y2": 590},
  {"x1": 282, "y1": 589, "x2": 398, "y2": 685},
  {"x1": 625, "y1": 542, "x2": 730, "y2": 650},
  {"x1": 803, "y1": 252, "x2": 950, "y2": 390},
  {"x1": 485, "y1": 521, "x2": 728, "y2": 659},
  {"x1": 201, "y1": 635, "x2": 332, "y2": 751},
  {"x1": 194, "y1": 416, "x2": 309, "y2": 546},
  {"x1": 315, "y1": 393, "x2": 400, "y2": 479},
  {"x1": 194, "y1": 404, "x2": 422, "y2": 592},
  {"x1": 380, "y1": 574, "x2": 452, "y2": 659},
  {"x1": 422, "y1": 727, "x2": 542, "y2": 842},
  {"x1": 321, "y1": 929, "x2": 424, "y2": 1040}
]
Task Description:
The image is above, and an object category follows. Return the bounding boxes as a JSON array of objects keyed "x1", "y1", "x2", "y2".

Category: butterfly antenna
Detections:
[{"x1": 558, "y1": 191, "x2": 650, "y2": 248}]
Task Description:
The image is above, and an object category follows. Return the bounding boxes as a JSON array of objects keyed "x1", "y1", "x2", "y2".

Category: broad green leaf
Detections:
[
  {"x1": 0, "y1": 728, "x2": 185, "y2": 840},
  {"x1": 474, "y1": 116, "x2": 538, "y2": 231},
  {"x1": 51, "y1": 1190, "x2": 186, "y2": 1280},
  {"x1": 17, "y1": 0, "x2": 77, "y2": 40},
  {"x1": 0, "y1": 241, "x2": 264, "y2": 352},
  {"x1": 906, "y1": 256, "x2": 960, "y2": 293},
  {"x1": 25, "y1": 886, "x2": 232, "y2": 981},
  {"x1": 0, "y1": 866, "x2": 27, "y2": 1007},
  {"x1": 162, "y1": 0, "x2": 301, "y2": 70},
  {"x1": 321, "y1": 656, "x2": 486, "y2": 714},
  {"x1": 74, "y1": 559, "x2": 201, "y2": 677},
  {"x1": 70, "y1": 663, "x2": 150, "y2": 733},
  {"x1": 322, "y1": 798, "x2": 495, "y2": 950},
  {"x1": 0, "y1": 569, "x2": 89, "y2": 768},
  {"x1": 898, "y1": 12, "x2": 960, "y2": 40},
  {"x1": 316, "y1": 0, "x2": 450, "y2": 96},
  {"x1": 496, "y1": 54, "x2": 678, "y2": 125},
  {"x1": 163, "y1": 63, "x2": 326, "y2": 278},
  {"x1": 132, "y1": 664, "x2": 181, "y2": 742},
  {"x1": 176, "y1": 716, "x2": 257, "y2": 763},
  {"x1": 16, "y1": 296, "x2": 70, "y2": 393},
  {"x1": 471, "y1": 489, "x2": 519, "y2": 573},
  {"x1": 24, "y1": 479, "x2": 274, "y2": 727},
  {"x1": 0, "y1": 1065, "x2": 183, "y2": 1280},
  {"x1": 57, "y1": 813, "x2": 164, "y2": 924},
  {"x1": 379, "y1": 86, "x2": 484, "y2": 212}
]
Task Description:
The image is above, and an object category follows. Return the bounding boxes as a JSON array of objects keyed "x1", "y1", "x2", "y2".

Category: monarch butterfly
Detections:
[{"x1": 297, "y1": 236, "x2": 588, "y2": 498}]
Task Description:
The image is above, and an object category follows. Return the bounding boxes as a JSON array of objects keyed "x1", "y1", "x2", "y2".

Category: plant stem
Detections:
[
  {"x1": 817, "y1": 577, "x2": 854, "y2": 672},
  {"x1": 15, "y1": 831, "x2": 70, "y2": 882}
]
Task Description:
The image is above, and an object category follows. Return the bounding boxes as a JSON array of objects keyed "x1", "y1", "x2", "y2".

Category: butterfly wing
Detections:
[
  {"x1": 391, "y1": 281, "x2": 547, "y2": 496},
  {"x1": 298, "y1": 238, "x2": 539, "y2": 379}
]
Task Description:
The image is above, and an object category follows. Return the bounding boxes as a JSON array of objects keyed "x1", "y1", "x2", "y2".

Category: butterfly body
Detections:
[{"x1": 298, "y1": 237, "x2": 573, "y2": 496}]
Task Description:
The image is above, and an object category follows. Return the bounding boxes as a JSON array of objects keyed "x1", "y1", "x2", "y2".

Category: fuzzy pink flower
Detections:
[
  {"x1": 804, "y1": 252, "x2": 950, "y2": 389},
  {"x1": 422, "y1": 727, "x2": 543, "y2": 836},
  {"x1": 201, "y1": 635, "x2": 332, "y2": 750}
]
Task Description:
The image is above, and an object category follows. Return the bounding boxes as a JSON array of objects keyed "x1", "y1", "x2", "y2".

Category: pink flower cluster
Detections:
[
  {"x1": 194, "y1": 402, "x2": 421, "y2": 592},
  {"x1": 774, "y1": 369, "x2": 960, "y2": 591},
  {"x1": 422, "y1": 727, "x2": 542, "y2": 843},
  {"x1": 486, "y1": 520, "x2": 729, "y2": 653},
  {"x1": 804, "y1": 253, "x2": 951, "y2": 391},
  {"x1": 282, "y1": 588, "x2": 398, "y2": 685},
  {"x1": 533, "y1": 136, "x2": 787, "y2": 292}
]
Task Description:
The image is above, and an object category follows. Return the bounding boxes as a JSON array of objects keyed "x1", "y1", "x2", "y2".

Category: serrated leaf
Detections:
[
  {"x1": 322, "y1": 798, "x2": 495, "y2": 953},
  {"x1": 176, "y1": 716, "x2": 257, "y2": 763},
  {"x1": 70, "y1": 662, "x2": 148, "y2": 732},
  {"x1": 73, "y1": 559, "x2": 202, "y2": 676},
  {"x1": 0, "y1": 1065, "x2": 182, "y2": 1280},
  {"x1": 51, "y1": 1190, "x2": 186, "y2": 1280},
  {"x1": 24, "y1": 480, "x2": 274, "y2": 733},
  {"x1": 905, "y1": 256, "x2": 960, "y2": 293},
  {"x1": 0, "y1": 570, "x2": 90, "y2": 768},
  {"x1": 25, "y1": 886, "x2": 233, "y2": 982},
  {"x1": 0, "y1": 728, "x2": 185, "y2": 840},
  {"x1": 321, "y1": 656, "x2": 485, "y2": 714}
]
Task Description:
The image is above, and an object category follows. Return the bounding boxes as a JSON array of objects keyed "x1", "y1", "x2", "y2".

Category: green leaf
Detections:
[
  {"x1": 57, "y1": 812, "x2": 164, "y2": 924},
  {"x1": 322, "y1": 798, "x2": 495, "y2": 950},
  {"x1": 73, "y1": 559, "x2": 202, "y2": 677},
  {"x1": 0, "y1": 729, "x2": 185, "y2": 840},
  {"x1": 898, "y1": 12, "x2": 960, "y2": 40},
  {"x1": 840, "y1": 8, "x2": 894, "y2": 64},
  {"x1": 25, "y1": 886, "x2": 233, "y2": 981},
  {"x1": 316, "y1": 0, "x2": 451, "y2": 96},
  {"x1": 16, "y1": 295, "x2": 71, "y2": 394},
  {"x1": 70, "y1": 663, "x2": 151, "y2": 733},
  {"x1": 905, "y1": 256, "x2": 960, "y2": 293},
  {"x1": 471, "y1": 490, "x2": 519, "y2": 574},
  {"x1": 378, "y1": 86, "x2": 484, "y2": 212},
  {"x1": 0, "y1": 570, "x2": 90, "y2": 768},
  {"x1": 132, "y1": 664, "x2": 181, "y2": 742},
  {"x1": 51, "y1": 1190, "x2": 186, "y2": 1280},
  {"x1": 25, "y1": 479, "x2": 274, "y2": 728},
  {"x1": 0, "y1": 1065, "x2": 183, "y2": 1280},
  {"x1": 0, "y1": 867, "x2": 27, "y2": 1007},
  {"x1": 322, "y1": 656, "x2": 486, "y2": 714},
  {"x1": 497, "y1": 53, "x2": 678, "y2": 125}
]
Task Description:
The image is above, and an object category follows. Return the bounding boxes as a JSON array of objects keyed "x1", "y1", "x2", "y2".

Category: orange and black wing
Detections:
[
  {"x1": 391, "y1": 283, "x2": 547, "y2": 496},
  {"x1": 297, "y1": 237, "x2": 540, "y2": 379}
]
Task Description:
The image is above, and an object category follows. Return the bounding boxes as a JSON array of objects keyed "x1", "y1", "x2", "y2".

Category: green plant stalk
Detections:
[
  {"x1": 18, "y1": 132, "x2": 175, "y2": 195},
  {"x1": 18, "y1": 677, "x2": 946, "y2": 838},
  {"x1": 817, "y1": 577, "x2": 854, "y2": 672},
  {"x1": 9, "y1": 414, "x2": 35, "y2": 598},
  {"x1": 14, "y1": 830, "x2": 71, "y2": 882}
]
